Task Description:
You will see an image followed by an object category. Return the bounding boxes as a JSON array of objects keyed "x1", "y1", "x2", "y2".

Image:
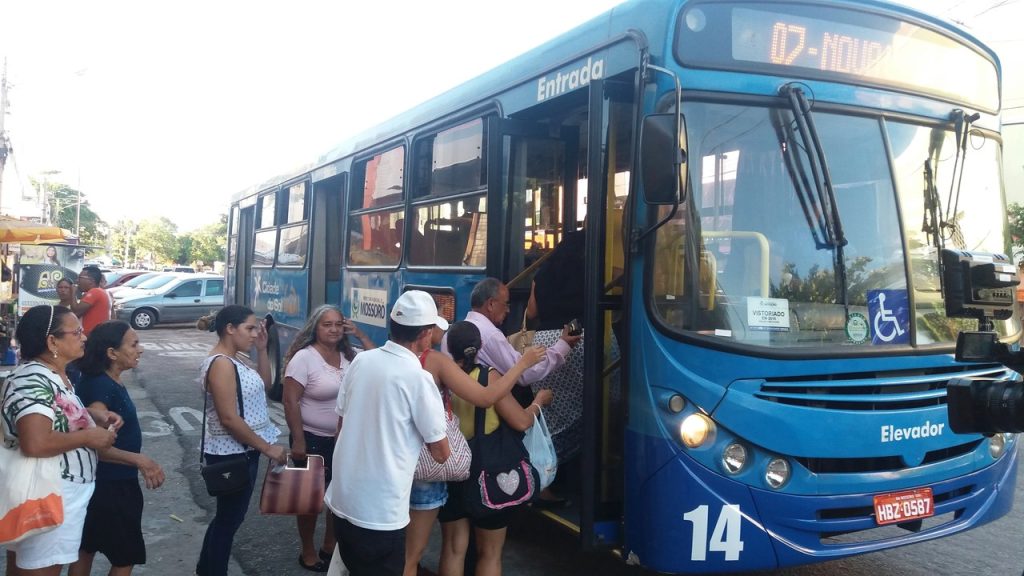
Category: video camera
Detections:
[{"x1": 941, "y1": 249, "x2": 1023, "y2": 435}]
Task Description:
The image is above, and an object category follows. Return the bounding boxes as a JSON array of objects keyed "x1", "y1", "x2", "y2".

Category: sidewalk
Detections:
[{"x1": 90, "y1": 379, "x2": 247, "y2": 576}]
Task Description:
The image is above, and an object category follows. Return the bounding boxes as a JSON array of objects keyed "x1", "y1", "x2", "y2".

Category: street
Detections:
[{"x1": 5, "y1": 325, "x2": 1023, "y2": 576}]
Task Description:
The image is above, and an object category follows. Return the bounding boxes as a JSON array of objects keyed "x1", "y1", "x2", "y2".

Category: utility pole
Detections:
[
  {"x1": 75, "y1": 169, "x2": 81, "y2": 236},
  {"x1": 39, "y1": 170, "x2": 60, "y2": 225},
  {"x1": 0, "y1": 58, "x2": 12, "y2": 216}
]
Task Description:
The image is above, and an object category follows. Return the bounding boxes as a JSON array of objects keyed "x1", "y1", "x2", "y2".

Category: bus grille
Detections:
[
  {"x1": 756, "y1": 364, "x2": 1009, "y2": 410},
  {"x1": 794, "y1": 439, "x2": 982, "y2": 473}
]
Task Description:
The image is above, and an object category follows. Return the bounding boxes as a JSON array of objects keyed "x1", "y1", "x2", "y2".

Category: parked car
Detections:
[
  {"x1": 107, "y1": 272, "x2": 165, "y2": 298},
  {"x1": 114, "y1": 275, "x2": 224, "y2": 329},
  {"x1": 105, "y1": 270, "x2": 150, "y2": 288},
  {"x1": 162, "y1": 266, "x2": 196, "y2": 273},
  {"x1": 111, "y1": 273, "x2": 184, "y2": 301}
]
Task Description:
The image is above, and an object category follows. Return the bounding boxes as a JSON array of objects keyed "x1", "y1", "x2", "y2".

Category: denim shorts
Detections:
[{"x1": 409, "y1": 480, "x2": 447, "y2": 511}]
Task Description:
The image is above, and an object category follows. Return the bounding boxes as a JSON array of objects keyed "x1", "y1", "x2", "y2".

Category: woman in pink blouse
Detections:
[{"x1": 283, "y1": 305, "x2": 375, "y2": 572}]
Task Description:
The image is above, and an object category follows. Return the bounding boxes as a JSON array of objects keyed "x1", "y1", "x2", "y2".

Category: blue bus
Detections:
[{"x1": 225, "y1": 0, "x2": 1017, "y2": 571}]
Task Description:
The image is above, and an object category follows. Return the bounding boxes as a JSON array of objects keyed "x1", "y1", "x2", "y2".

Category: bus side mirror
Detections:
[{"x1": 640, "y1": 113, "x2": 688, "y2": 205}]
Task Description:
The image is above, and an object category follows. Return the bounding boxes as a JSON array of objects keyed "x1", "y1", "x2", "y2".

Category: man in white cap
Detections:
[{"x1": 326, "y1": 290, "x2": 450, "y2": 576}]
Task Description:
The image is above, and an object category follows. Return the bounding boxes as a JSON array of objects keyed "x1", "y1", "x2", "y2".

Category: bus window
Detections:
[
  {"x1": 346, "y1": 208, "x2": 403, "y2": 266},
  {"x1": 413, "y1": 119, "x2": 486, "y2": 198},
  {"x1": 891, "y1": 121, "x2": 1012, "y2": 343},
  {"x1": 253, "y1": 229, "x2": 277, "y2": 267},
  {"x1": 278, "y1": 223, "x2": 308, "y2": 267},
  {"x1": 409, "y1": 195, "x2": 487, "y2": 267},
  {"x1": 285, "y1": 181, "x2": 308, "y2": 223},
  {"x1": 258, "y1": 193, "x2": 276, "y2": 229},
  {"x1": 354, "y1": 147, "x2": 405, "y2": 210}
]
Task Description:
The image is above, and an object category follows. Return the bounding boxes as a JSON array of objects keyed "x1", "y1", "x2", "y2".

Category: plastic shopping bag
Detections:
[{"x1": 524, "y1": 411, "x2": 558, "y2": 491}]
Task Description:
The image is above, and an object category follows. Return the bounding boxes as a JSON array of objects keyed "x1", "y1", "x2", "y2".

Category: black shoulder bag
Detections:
[
  {"x1": 200, "y1": 356, "x2": 251, "y2": 497},
  {"x1": 462, "y1": 364, "x2": 540, "y2": 517}
]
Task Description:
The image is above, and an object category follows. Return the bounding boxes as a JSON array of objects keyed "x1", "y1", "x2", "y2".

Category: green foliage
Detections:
[
  {"x1": 185, "y1": 215, "x2": 227, "y2": 266},
  {"x1": 33, "y1": 179, "x2": 107, "y2": 246},
  {"x1": 27, "y1": 178, "x2": 226, "y2": 268},
  {"x1": 176, "y1": 236, "x2": 193, "y2": 265},
  {"x1": 134, "y1": 217, "x2": 179, "y2": 264},
  {"x1": 1007, "y1": 202, "x2": 1024, "y2": 261},
  {"x1": 107, "y1": 215, "x2": 226, "y2": 268}
]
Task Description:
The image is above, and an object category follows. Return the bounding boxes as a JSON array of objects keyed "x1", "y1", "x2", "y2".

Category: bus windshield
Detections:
[{"x1": 650, "y1": 101, "x2": 1014, "y2": 349}]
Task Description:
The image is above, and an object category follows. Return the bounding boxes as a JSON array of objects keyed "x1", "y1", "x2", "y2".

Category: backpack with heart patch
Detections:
[{"x1": 461, "y1": 363, "x2": 539, "y2": 517}]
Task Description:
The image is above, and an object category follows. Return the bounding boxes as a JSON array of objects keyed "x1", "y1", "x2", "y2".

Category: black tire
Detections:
[{"x1": 130, "y1": 308, "x2": 157, "y2": 330}]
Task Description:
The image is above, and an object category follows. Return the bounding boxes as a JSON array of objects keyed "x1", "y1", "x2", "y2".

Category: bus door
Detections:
[
  {"x1": 310, "y1": 174, "x2": 345, "y2": 307},
  {"x1": 236, "y1": 205, "x2": 255, "y2": 307},
  {"x1": 488, "y1": 72, "x2": 636, "y2": 549},
  {"x1": 486, "y1": 118, "x2": 577, "y2": 309}
]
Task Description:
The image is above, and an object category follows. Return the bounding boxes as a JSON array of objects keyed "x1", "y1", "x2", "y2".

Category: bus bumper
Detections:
[{"x1": 624, "y1": 433, "x2": 1017, "y2": 573}]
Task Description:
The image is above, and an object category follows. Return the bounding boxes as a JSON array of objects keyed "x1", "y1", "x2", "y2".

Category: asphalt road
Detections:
[{"x1": 6, "y1": 325, "x2": 1023, "y2": 576}]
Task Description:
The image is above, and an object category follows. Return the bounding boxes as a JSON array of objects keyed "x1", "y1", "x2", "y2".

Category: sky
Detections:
[{"x1": 0, "y1": 0, "x2": 1020, "y2": 233}]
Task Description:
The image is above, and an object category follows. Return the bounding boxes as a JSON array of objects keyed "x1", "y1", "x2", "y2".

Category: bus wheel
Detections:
[{"x1": 131, "y1": 309, "x2": 156, "y2": 330}]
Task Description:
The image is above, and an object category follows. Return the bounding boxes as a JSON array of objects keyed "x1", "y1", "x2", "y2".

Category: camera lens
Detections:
[{"x1": 947, "y1": 377, "x2": 1024, "y2": 435}]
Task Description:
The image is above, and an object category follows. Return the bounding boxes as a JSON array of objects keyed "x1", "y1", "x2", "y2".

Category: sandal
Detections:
[
  {"x1": 318, "y1": 548, "x2": 333, "y2": 563},
  {"x1": 298, "y1": 555, "x2": 328, "y2": 573}
]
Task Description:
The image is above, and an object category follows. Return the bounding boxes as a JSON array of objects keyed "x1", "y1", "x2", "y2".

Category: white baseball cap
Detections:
[{"x1": 390, "y1": 290, "x2": 450, "y2": 330}]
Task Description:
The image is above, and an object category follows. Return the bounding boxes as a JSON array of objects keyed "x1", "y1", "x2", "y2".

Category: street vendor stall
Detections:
[{"x1": 0, "y1": 217, "x2": 70, "y2": 366}]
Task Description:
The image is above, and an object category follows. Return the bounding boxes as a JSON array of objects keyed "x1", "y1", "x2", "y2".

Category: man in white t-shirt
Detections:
[{"x1": 325, "y1": 290, "x2": 450, "y2": 576}]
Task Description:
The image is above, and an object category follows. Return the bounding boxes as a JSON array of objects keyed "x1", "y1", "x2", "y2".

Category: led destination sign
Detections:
[
  {"x1": 734, "y1": 8, "x2": 903, "y2": 77},
  {"x1": 676, "y1": 2, "x2": 998, "y2": 112}
]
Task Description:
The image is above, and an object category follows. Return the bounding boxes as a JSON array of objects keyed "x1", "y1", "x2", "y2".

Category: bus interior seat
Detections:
[{"x1": 423, "y1": 218, "x2": 472, "y2": 266}]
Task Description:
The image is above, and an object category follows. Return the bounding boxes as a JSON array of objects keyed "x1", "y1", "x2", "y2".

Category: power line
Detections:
[{"x1": 972, "y1": 0, "x2": 1020, "y2": 18}]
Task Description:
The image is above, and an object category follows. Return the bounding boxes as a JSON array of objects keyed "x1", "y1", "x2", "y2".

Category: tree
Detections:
[
  {"x1": 187, "y1": 214, "x2": 228, "y2": 266},
  {"x1": 176, "y1": 235, "x2": 194, "y2": 265},
  {"x1": 1008, "y1": 202, "x2": 1024, "y2": 261},
  {"x1": 133, "y1": 217, "x2": 179, "y2": 265},
  {"x1": 109, "y1": 219, "x2": 140, "y2": 265},
  {"x1": 32, "y1": 179, "x2": 107, "y2": 246}
]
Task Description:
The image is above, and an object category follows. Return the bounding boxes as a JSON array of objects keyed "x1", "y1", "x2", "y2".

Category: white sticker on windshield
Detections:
[{"x1": 746, "y1": 297, "x2": 790, "y2": 332}]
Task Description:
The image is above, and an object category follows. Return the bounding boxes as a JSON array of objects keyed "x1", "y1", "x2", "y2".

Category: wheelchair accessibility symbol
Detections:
[{"x1": 867, "y1": 290, "x2": 909, "y2": 345}]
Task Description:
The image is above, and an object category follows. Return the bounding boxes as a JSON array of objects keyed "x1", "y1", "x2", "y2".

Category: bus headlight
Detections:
[
  {"x1": 722, "y1": 443, "x2": 747, "y2": 474},
  {"x1": 680, "y1": 414, "x2": 715, "y2": 448},
  {"x1": 765, "y1": 458, "x2": 790, "y2": 489},
  {"x1": 989, "y1": 434, "x2": 1006, "y2": 458},
  {"x1": 667, "y1": 394, "x2": 686, "y2": 413}
]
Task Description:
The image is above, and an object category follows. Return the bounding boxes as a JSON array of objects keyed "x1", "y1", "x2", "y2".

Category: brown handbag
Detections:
[
  {"x1": 259, "y1": 454, "x2": 326, "y2": 515},
  {"x1": 506, "y1": 310, "x2": 534, "y2": 354}
]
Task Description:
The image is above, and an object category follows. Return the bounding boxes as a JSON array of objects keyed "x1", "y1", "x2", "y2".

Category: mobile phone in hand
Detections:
[{"x1": 567, "y1": 318, "x2": 582, "y2": 336}]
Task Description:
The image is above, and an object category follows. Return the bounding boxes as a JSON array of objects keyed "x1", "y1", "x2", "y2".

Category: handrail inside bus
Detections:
[
  {"x1": 508, "y1": 248, "x2": 556, "y2": 290},
  {"x1": 700, "y1": 230, "x2": 769, "y2": 298}
]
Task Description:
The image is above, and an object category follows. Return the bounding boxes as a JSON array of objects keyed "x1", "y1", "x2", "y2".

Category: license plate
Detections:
[{"x1": 873, "y1": 487, "x2": 934, "y2": 526}]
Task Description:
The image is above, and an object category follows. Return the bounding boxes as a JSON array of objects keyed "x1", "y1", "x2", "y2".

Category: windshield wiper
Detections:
[
  {"x1": 780, "y1": 84, "x2": 849, "y2": 308},
  {"x1": 943, "y1": 108, "x2": 979, "y2": 249},
  {"x1": 773, "y1": 108, "x2": 830, "y2": 249},
  {"x1": 922, "y1": 157, "x2": 943, "y2": 250},
  {"x1": 922, "y1": 121, "x2": 947, "y2": 250}
]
